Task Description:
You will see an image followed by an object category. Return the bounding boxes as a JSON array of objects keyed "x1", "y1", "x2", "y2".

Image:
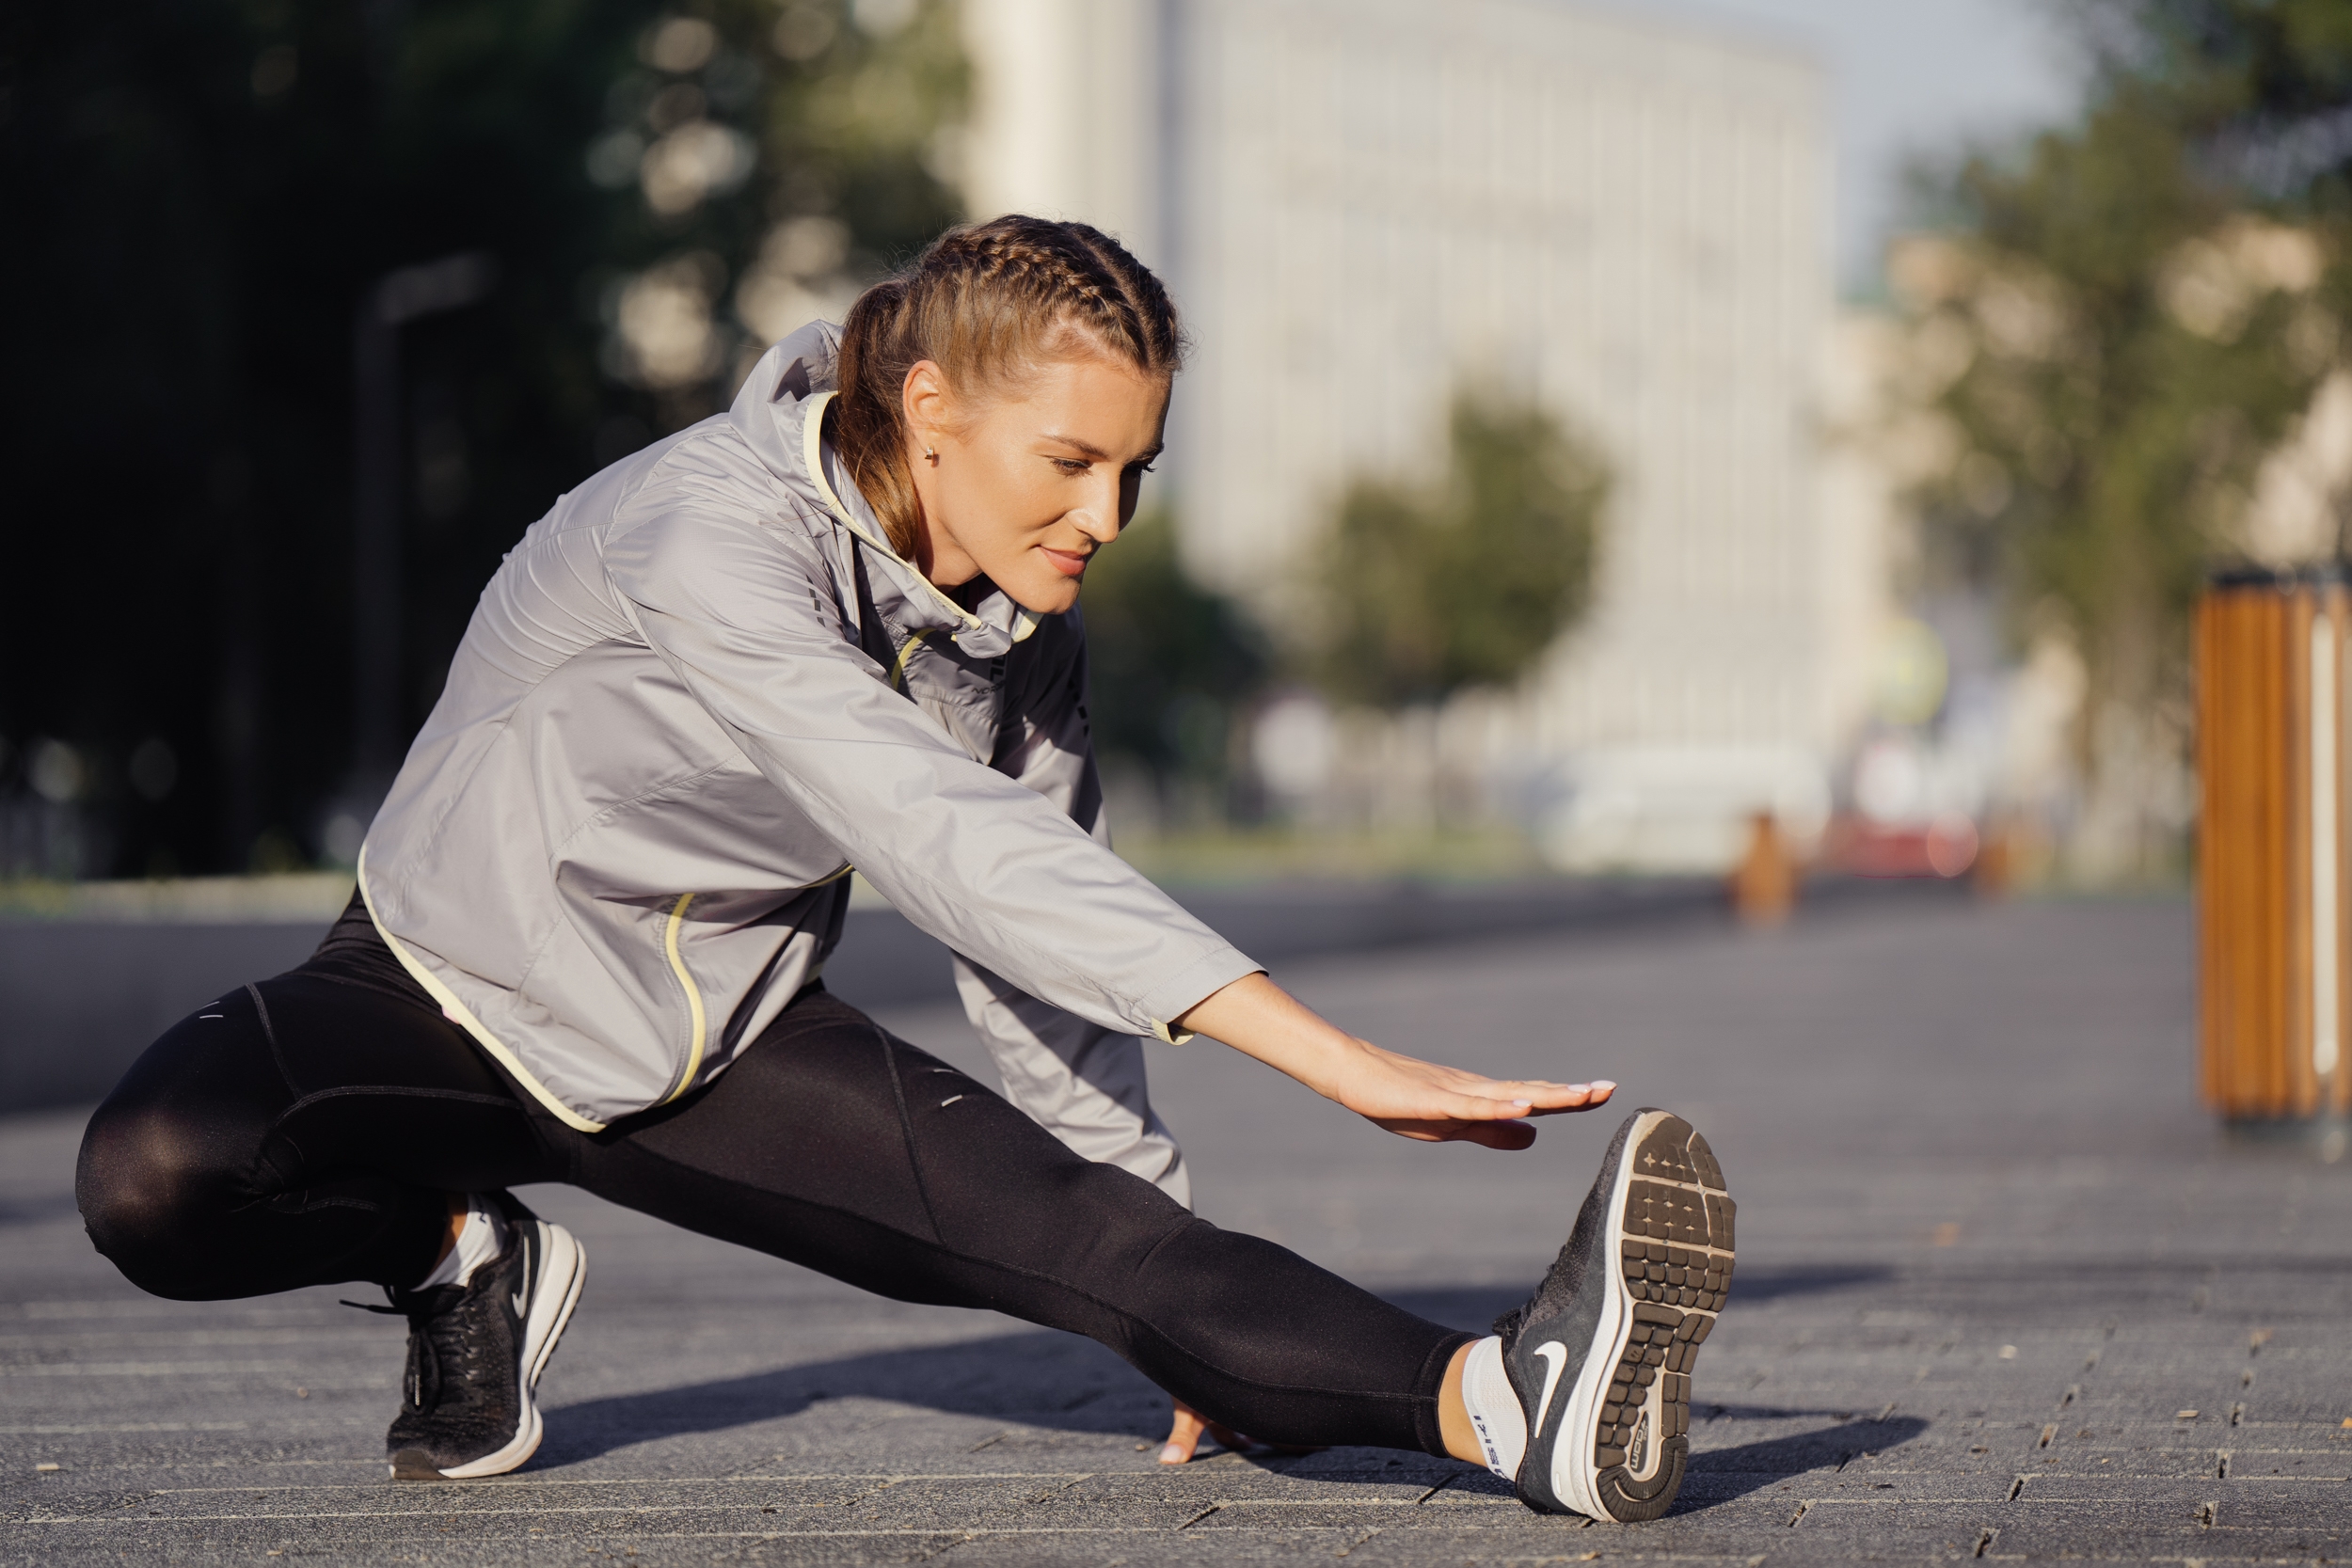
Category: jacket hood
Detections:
[{"x1": 729, "y1": 320, "x2": 841, "y2": 478}]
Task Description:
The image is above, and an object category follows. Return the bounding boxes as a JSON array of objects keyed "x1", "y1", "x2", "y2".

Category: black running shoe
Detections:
[
  {"x1": 1494, "y1": 1109, "x2": 1734, "y2": 1520},
  {"x1": 367, "y1": 1193, "x2": 586, "y2": 1481}
]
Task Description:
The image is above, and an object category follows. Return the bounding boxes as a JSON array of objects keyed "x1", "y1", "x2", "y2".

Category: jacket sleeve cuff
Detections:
[{"x1": 1140, "y1": 944, "x2": 1264, "y2": 1044}]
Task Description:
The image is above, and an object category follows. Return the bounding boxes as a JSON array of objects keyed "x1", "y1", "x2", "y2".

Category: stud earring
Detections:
[{"x1": 924, "y1": 447, "x2": 938, "y2": 465}]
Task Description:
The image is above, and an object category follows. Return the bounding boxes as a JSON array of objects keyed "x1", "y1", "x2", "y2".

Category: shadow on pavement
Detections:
[
  {"x1": 1416, "y1": 1411, "x2": 1933, "y2": 1513},
  {"x1": 1675, "y1": 1415, "x2": 1931, "y2": 1511},
  {"x1": 1703, "y1": 1263, "x2": 1894, "y2": 1302},
  {"x1": 538, "y1": 1328, "x2": 1163, "y2": 1465},
  {"x1": 536, "y1": 1267, "x2": 1909, "y2": 1473}
]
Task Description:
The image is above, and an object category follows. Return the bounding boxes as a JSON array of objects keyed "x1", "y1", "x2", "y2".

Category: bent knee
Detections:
[{"x1": 75, "y1": 1104, "x2": 245, "y2": 1295}]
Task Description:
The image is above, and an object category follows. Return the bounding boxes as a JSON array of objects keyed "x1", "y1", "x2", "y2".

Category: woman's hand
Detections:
[
  {"x1": 1158, "y1": 1399, "x2": 1246, "y2": 1464},
  {"x1": 1157, "y1": 1398, "x2": 1322, "y2": 1464},
  {"x1": 1172, "y1": 973, "x2": 1613, "y2": 1149},
  {"x1": 1305, "y1": 1035, "x2": 1614, "y2": 1149}
]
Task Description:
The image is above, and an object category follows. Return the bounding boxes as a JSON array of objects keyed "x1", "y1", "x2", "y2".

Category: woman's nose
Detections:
[{"x1": 1075, "y1": 481, "x2": 1122, "y2": 543}]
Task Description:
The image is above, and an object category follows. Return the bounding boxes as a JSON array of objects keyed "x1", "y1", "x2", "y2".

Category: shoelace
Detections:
[
  {"x1": 342, "y1": 1285, "x2": 485, "y2": 1413},
  {"x1": 1495, "y1": 1192, "x2": 1609, "y2": 1341}
]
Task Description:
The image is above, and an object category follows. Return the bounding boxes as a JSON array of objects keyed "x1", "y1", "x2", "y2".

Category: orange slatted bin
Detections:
[{"x1": 2197, "y1": 568, "x2": 2352, "y2": 1122}]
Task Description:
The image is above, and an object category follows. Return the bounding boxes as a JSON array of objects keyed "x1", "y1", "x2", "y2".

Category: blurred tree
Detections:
[
  {"x1": 1899, "y1": 0, "x2": 2352, "y2": 876},
  {"x1": 1076, "y1": 508, "x2": 1268, "y2": 802},
  {"x1": 0, "y1": 0, "x2": 964, "y2": 878},
  {"x1": 1311, "y1": 391, "x2": 1607, "y2": 709}
]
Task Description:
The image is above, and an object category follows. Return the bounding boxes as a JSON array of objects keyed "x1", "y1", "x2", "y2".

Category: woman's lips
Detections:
[{"x1": 1040, "y1": 546, "x2": 1090, "y2": 578}]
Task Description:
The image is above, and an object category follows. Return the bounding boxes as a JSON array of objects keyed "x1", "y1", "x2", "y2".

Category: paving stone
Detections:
[{"x1": 6, "y1": 895, "x2": 2351, "y2": 1561}]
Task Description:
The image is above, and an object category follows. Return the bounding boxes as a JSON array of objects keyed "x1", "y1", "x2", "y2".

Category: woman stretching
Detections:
[{"x1": 74, "y1": 217, "x2": 1735, "y2": 1524}]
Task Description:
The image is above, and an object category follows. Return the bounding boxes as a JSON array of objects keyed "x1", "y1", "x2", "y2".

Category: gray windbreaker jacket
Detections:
[{"x1": 358, "y1": 322, "x2": 1259, "y2": 1132}]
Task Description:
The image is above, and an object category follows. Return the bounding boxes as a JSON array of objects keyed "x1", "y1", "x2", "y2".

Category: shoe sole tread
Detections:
[{"x1": 1526, "y1": 1109, "x2": 1733, "y2": 1523}]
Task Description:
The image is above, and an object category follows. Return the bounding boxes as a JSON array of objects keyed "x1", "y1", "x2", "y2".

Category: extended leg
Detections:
[{"x1": 576, "y1": 988, "x2": 1474, "y2": 1455}]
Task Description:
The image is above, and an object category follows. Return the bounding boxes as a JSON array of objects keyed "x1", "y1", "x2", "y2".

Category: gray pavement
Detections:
[{"x1": 7, "y1": 893, "x2": 2351, "y2": 1562}]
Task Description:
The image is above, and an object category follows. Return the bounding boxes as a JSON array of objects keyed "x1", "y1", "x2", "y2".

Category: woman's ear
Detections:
[{"x1": 900, "y1": 360, "x2": 953, "y2": 454}]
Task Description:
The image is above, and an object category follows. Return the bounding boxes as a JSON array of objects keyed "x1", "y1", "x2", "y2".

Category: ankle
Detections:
[
  {"x1": 423, "y1": 1193, "x2": 467, "y2": 1277},
  {"x1": 416, "y1": 1194, "x2": 510, "y2": 1290},
  {"x1": 1437, "y1": 1339, "x2": 1485, "y2": 1465}
]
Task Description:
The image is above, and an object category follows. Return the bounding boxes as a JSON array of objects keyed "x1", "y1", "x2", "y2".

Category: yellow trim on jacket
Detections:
[
  {"x1": 888, "y1": 627, "x2": 934, "y2": 691},
  {"x1": 658, "y1": 892, "x2": 708, "y2": 1105},
  {"x1": 357, "y1": 846, "x2": 610, "y2": 1133}
]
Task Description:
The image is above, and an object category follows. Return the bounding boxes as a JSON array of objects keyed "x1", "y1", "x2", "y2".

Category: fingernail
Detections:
[
  {"x1": 1593, "y1": 1080, "x2": 1617, "y2": 1090},
  {"x1": 1159, "y1": 1443, "x2": 1187, "y2": 1464},
  {"x1": 1512, "y1": 1098, "x2": 1533, "y2": 1107}
]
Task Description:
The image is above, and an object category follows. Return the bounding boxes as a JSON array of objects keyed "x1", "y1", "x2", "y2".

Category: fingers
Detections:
[
  {"x1": 1367, "y1": 1075, "x2": 1619, "y2": 1148},
  {"x1": 1341, "y1": 1043, "x2": 1621, "y2": 1146},
  {"x1": 1162, "y1": 1401, "x2": 1263, "y2": 1464},
  {"x1": 1159, "y1": 1402, "x2": 1209, "y2": 1465},
  {"x1": 1450, "y1": 1078, "x2": 1618, "y2": 1117},
  {"x1": 1362, "y1": 1083, "x2": 1614, "y2": 1144},
  {"x1": 1519, "y1": 1079, "x2": 1617, "y2": 1117},
  {"x1": 1428, "y1": 1083, "x2": 1599, "y2": 1123}
]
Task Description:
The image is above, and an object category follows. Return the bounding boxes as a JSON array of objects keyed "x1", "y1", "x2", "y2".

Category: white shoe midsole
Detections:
[{"x1": 524, "y1": 1225, "x2": 586, "y2": 1390}]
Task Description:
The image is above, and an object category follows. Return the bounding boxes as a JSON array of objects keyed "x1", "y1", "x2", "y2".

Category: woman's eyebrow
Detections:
[{"x1": 1041, "y1": 434, "x2": 1164, "y2": 465}]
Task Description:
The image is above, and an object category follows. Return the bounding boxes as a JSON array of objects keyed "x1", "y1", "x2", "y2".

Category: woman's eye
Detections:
[{"x1": 1053, "y1": 458, "x2": 1089, "y2": 475}]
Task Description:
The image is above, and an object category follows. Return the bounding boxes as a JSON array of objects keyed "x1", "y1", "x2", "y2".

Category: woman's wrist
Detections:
[
  {"x1": 1246, "y1": 1022, "x2": 1371, "y2": 1102},
  {"x1": 1174, "y1": 974, "x2": 1369, "y2": 1101}
]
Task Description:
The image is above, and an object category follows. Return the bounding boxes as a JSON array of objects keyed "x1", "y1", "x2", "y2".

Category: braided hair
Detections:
[{"x1": 833, "y1": 215, "x2": 1184, "y2": 559}]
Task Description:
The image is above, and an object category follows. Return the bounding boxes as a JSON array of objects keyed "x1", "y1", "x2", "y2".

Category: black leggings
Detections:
[{"x1": 74, "y1": 902, "x2": 1470, "y2": 1456}]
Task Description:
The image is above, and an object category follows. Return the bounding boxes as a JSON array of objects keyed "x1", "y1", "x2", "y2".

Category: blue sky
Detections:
[{"x1": 1607, "y1": 0, "x2": 2086, "y2": 291}]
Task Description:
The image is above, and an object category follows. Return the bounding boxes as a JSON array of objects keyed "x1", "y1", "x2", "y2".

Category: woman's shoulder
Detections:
[
  {"x1": 596, "y1": 428, "x2": 850, "y2": 622},
  {"x1": 606, "y1": 389, "x2": 842, "y2": 546}
]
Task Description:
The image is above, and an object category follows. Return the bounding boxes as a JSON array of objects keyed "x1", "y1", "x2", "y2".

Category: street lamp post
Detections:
[{"x1": 338, "y1": 252, "x2": 497, "y2": 850}]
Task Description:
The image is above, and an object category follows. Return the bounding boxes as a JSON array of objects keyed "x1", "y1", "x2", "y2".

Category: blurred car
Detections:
[{"x1": 1818, "y1": 810, "x2": 1980, "y2": 879}]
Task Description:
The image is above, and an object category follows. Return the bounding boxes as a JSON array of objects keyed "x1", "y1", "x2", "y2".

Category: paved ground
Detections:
[{"x1": 6, "y1": 893, "x2": 2350, "y2": 1562}]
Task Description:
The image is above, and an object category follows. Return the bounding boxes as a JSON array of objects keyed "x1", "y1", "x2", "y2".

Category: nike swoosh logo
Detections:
[
  {"x1": 1531, "y1": 1341, "x2": 1570, "y2": 1437},
  {"x1": 513, "y1": 1237, "x2": 532, "y2": 1319}
]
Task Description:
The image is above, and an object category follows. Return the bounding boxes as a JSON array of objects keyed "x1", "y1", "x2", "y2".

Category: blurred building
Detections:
[{"x1": 962, "y1": 0, "x2": 1854, "y2": 869}]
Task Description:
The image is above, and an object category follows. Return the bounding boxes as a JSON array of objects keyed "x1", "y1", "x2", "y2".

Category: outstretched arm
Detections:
[{"x1": 1174, "y1": 973, "x2": 1613, "y2": 1150}]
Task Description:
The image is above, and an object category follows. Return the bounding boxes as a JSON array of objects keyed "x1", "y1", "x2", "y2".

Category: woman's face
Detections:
[{"x1": 901, "y1": 349, "x2": 1168, "y2": 615}]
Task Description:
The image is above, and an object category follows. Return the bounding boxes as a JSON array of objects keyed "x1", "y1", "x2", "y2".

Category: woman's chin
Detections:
[{"x1": 1003, "y1": 575, "x2": 1084, "y2": 616}]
